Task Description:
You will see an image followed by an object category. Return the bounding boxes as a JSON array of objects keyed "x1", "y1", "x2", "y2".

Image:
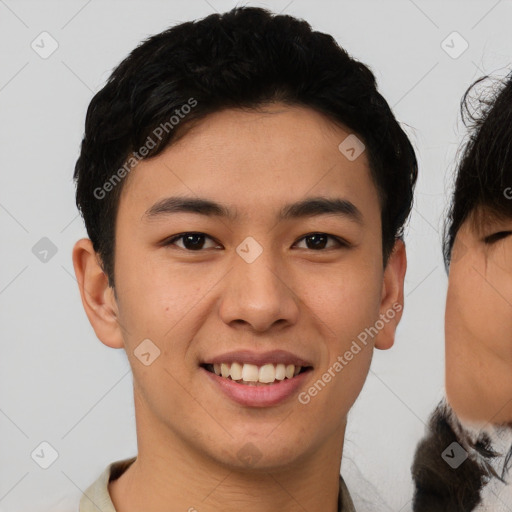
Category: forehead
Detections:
[
  {"x1": 118, "y1": 104, "x2": 378, "y2": 222},
  {"x1": 463, "y1": 205, "x2": 512, "y2": 235}
]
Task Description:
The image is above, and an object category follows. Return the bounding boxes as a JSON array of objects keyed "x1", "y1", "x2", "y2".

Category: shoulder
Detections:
[
  {"x1": 339, "y1": 474, "x2": 357, "y2": 512},
  {"x1": 79, "y1": 456, "x2": 136, "y2": 512}
]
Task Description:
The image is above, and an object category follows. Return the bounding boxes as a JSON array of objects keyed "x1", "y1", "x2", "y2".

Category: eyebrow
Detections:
[{"x1": 142, "y1": 196, "x2": 363, "y2": 224}]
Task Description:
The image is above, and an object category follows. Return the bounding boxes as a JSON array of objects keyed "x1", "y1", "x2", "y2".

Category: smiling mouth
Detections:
[{"x1": 202, "y1": 362, "x2": 313, "y2": 386}]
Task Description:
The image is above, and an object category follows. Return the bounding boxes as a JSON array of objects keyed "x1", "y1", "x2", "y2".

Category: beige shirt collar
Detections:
[{"x1": 79, "y1": 457, "x2": 356, "y2": 512}]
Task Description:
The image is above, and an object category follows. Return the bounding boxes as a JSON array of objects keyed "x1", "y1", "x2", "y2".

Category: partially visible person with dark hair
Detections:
[
  {"x1": 71, "y1": 6, "x2": 417, "y2": 511},
  {"x1": 411, "y1": 74, "x2": 512, "y2": 511}
]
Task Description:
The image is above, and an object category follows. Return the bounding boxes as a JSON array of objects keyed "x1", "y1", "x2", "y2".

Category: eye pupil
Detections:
[
  {"x1": 166, "y1": 232, "x2": 345, "y2": 252},
  {"x1": 183, "y1": 234, "x2": 204, "y2": 250},
  {"x1": 306, "y1": 234, "x2": 328, "y2": 250}
]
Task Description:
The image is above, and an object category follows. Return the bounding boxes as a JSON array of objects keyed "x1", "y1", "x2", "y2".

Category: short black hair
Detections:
[
  {"x1": 443, "y1": 72, "x2": 512, "y2": 270},
  {"x1": 74, "y1": 6, "x2": 418, "y2": 289}
]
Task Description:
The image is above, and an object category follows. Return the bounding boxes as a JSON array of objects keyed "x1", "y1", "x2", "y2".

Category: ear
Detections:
[
  {"x1": 374, "y1": 238, "x2": 407, "y2": 351},
  {"x1": 72, "y1": 238, "x2": 124, "y2": 349}
]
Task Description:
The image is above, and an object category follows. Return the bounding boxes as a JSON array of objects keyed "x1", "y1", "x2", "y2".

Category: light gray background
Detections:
[{"x1": 1, "y1": 0, "x2": 510, "y2": 510}]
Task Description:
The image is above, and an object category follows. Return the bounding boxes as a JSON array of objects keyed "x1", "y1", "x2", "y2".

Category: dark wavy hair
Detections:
[
  {"x1": 73, "y1": 6, "x2": 418, "y2": 288},
  {"x1": 443, "y1": 72, "x2": 512, "y2": 271}
]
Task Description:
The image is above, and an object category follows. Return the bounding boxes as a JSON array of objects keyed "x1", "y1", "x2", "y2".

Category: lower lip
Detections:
[{"x1": 201, "y1": 367, "x2": 312, "y2": 407}]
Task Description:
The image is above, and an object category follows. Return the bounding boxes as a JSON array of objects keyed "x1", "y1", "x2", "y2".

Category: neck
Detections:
[{"x1": 109, "y1": 396, "x2": 346, "y2": 512}]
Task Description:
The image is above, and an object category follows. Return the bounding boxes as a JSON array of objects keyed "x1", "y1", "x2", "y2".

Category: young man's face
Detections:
[
  {"x1": 446, "y1": 210, "x2": 512, "y2": 424},
  {"x1": 74, "y1": 103, "x2": 405, "y2": 471}
]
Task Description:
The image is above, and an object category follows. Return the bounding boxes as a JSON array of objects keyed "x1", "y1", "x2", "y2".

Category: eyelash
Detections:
[
  {"x1": 163, "y1": 232, "x2": 350, "y2": 252},
  {"x1": 483, "y1": 231, "x2": 512, "y2": 244}
]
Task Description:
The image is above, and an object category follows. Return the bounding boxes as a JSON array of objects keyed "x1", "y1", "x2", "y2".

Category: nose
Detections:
[{"x1": 218, "y1": 248, "x2": 300, "y2": 333}]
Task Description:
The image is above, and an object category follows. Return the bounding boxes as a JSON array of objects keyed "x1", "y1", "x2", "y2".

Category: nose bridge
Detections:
[
  {"x1": 234, "y1": 232, "x2": 279, "y2": 278},
  {"x1": 219, "y1": 238, "x2": 298, "y2": 330},
  {"x1": 239, "y1": 249, "x2": 281, "y2": 292}
]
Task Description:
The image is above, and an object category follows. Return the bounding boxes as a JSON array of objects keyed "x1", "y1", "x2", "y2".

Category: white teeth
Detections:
[
  {"x1": 259, "y1": 364, "x2": 276, "y2": 383},
  {"x1": 241, "y1": 363, "x2": 259, "y2": 382},
  {"x1": 221, "y1": 363, "x2": 230, "y2": 378},
  {"x1": 275, "y1": 363, "x2": 286, "y2": 380},
  {"x1": 230, "y1": 362, "x2": 243, "y2": 381},
  {"x1": 208, "y1": 362, "x2": 305, "y2": 384}
]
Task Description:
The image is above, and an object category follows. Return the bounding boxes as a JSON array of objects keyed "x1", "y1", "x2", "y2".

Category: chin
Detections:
[{"x1": 217, "y1": 436, "x2": 310, "y2": 472}]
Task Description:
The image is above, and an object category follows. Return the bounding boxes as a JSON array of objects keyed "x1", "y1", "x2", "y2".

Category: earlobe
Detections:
[
  {"x1": 72, "y1": 238, "x2": 124, "y2": 349},
  {"x1": 374, "y1": 238, "x2": 407, "y2": 351}
]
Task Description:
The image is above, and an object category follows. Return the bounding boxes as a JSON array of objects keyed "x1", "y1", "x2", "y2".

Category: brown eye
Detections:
[
  {"x1": 483, "y1": 231, "x2": 512, "y2": 244},
  {"x1": 294, "y1": 233, "x2": 349, "y2": 250},
  {"x1": 163, "y1": 232, "x2": 220, "y2": 251}
]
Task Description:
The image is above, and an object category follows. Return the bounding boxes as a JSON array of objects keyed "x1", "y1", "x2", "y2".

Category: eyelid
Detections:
[
  {"x1": 163, "y1": 232, "x2": 221, "y2": 249},
  {"x1": 162, "y1": 232, "x2": 350, "y2": 250},
  {"x1": 295, "y1": 232, "x2": 350, "y2": 249},
  {"x1": 483, "y1": 231, "x2": 512, "y2": 244}
]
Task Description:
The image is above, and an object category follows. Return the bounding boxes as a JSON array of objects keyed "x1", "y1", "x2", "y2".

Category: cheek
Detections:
[
  {"x1": 480, "y1": 258, "x2": 512, "y2": 357},
  {"x1": 447, "y1": 260, "x2": 512, "y2": 359},
  {"x1": 312, "y1": 263, "x2": 382, "y2": 335},
  {"x1": 302, "y1": 263, "x2": 382, "y2": 411},
  {"x1": 115, "y1": 250, "x2": 204, "y2": 328}
]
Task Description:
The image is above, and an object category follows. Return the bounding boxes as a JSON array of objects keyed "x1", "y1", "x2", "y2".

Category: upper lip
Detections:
[{"x1": 202, "y1": 349, "x2": 313, "y2": 368}]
